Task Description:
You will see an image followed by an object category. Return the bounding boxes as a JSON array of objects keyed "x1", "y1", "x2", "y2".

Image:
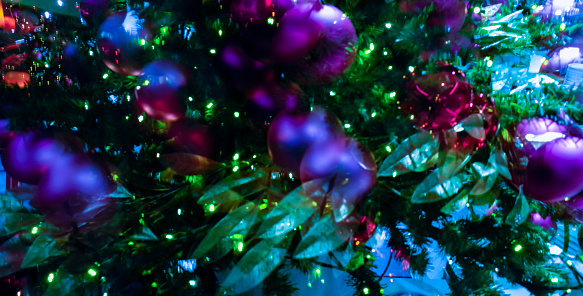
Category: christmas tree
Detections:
[{"x1": 2, "y1": 0, "x2": 583, "y2": 295}]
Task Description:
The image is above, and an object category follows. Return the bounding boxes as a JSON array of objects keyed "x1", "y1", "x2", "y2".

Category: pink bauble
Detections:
[
  {"x1": 447, "y1": 93, "x2": 499, "y2": 153},
  {"x1": 1, "y1": 133, "x2": 68, "y2": 184},
  {"x1": 401, "y1": 71, "x2": 473, "y2": 131},
  {"x1": 97, "y1": 10, "x2": 151, "y2": 76},
  {"x1": 135, "y1": 85, "x2": 186, "y2": 121},
  {"x1": 230, "y1": 0, "x2": 294, "y2": 24},
  {"x1": 525, "y1": 136, "x2": 583, "y2": 202},
  {"x1": 273, "y1": 3, "x2": 357, "y2": 84},
  {"x1": 34, "y1": 154, "x2": 115, "y2": 207},
  {"x1": 300, "y1": 138, "x2": 377, "y2": 221},
  {"x1": 267, "y1": 107, "x2": 344, "y2": 173}
]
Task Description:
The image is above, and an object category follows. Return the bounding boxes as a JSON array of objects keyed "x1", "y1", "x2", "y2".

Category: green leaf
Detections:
[
  {"x1": 21, "y1": 235, "x2": 66, "y2": 268},
  {"x1": 221, "y1": 235, "x2": 291, "y2": 294},
  {"x1": 160, "y1": 153, "x2": 225, "y2": 175},
  {"x1": 0, "y1": 193, "x2": 25, "y2": 213},
  {"x1": 257, "y1": 183, "x2": 325, "y2": 238},
  {"x1": 460, "y1": 114, "x2": 486, "y2": 141},
  {"x1": 0, "y1": 233, "x2": 35, "y2": 277},
  {"x1": 493, "y1": 149, "x2": 513, "y2": 180},
  {"x1": 470, "y1": 160, "x2": 498, "y2": 196},
  {"x1": 130, "y1": 220, "x2": 159, "y2": 241},
  {"x1": 505, "y1": 188, "x2": 530, "y2": 225},
  {"x1": 191, "y1": 202, "x2": 258, "y2": 259},
  {"x1": 378, "y1": 131, "x2": 439, "y2": 177},
  {"x1": 198, "y1": 170, "x2": 267, "y2": 205},
  {"x1": 412, "y1": 154, "x2": 470, "y2": 203},
  {"x1": 441, "y1": 188, "x2": 470, "y2": 214},
  {"x1": 107, "y1": 186, "x2": 133, "y2": 199},
  {"x1": 293, "y1": 215, "x2": 353, "y2": 259},
  {"x1": 0, "y1": 213, "x2": 43, "y2": 236}
]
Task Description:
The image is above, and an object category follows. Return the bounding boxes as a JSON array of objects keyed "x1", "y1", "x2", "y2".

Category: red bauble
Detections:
[
  {"x1": 447, "y1": 93, "x2": 499, "y2": 153},
  {"x1": 401, "y1": 70, "x2": 473, "y2": 131},
  {"x1": 525, "y1": 136, "x2": 583, "y2": 202},
  {"x1": 300, "y1": 138, "x2": 377, "y2": 221},
  {"x1": 273, "y1": 3, "x2": 357, "y2": 84},
  {"x1": 97, "y1": 10, "x2": 151, "y2": 76},
  {"x1": 1, "y1": 133, "x2": 68, "y2": 184},
  {"x1": 215, "y1": 44, "x2": 274, "y2": 92},
  {"x1": 267, "y1": 107, "x2": 344, "y2": 173},
  {"x1": 229, "y1": 0, "x2": 294, "y2": 24}
]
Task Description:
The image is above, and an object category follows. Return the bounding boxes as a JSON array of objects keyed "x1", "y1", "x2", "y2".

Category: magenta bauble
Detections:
[
  {"x1": 97, "y1": 10, "x2": 151, "y2": 76},
  {"x1": 525, "y1": 136, "x2": 583, "y2": 202},
  {"x1": 215, "y1": 44, "x2": 274, "y2": 91},
  {"x1": 273, "y1": 3, "x2": 357, "y2": 84},
  {"x1": 300, "y1": 138, "x2": 377, "y2": 221},
  {"x1": 140, "y1": 60, "x2": 189, "y2": 88},
  {"x1": 135, "y1": 85, "x2": 186, "y2": 121},
  {"x1": 1, "y1": 133, "x2": 68, "y2": 185},
  {"x1": 168, "y1": 119, "x2": 215, "y2": 158},
  {"x1": 447, "y1": 93, "x2": 499, "y2": 153},
  {"x1": 245, "y1": 82, "x2": 302, "y2": 120},
  {"x1": 401, "y1": 70, "x2": 473, "y2": 131},
  {"x1": 229, "y1": 0, "x2": 294, "y2": 24},
  {"x1": 267, "y1": 107, "x2": 344, "y2": 173}
]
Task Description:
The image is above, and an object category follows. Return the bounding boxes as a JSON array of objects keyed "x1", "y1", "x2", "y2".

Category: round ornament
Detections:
[
  {"x1": 215, "y1": 43, "x2": 274, "y2": 92},
  {"x1": 273, "y1": 2, "x2": 357, "y2": 84},
  {"x1": 245, "y1": 81, "x2": 302, "y2": 121},
  {"x1": 168, "y1": 119, "x2": 215, "y2": 158},
  {"x1": 300, "y1": 138, "x2": 377, "y2": 222},
  {"x1": 400, "y1": 70, "x2": 473, "y2": 132},
  {"x1": 229, "y1": 0, "x2": 294, "y2": 24},
  {"x1": 267, "y1": 107, "x2": 344, "y2": 173},
  {"x1": 540, "y1": 45, "x2": 583, "y2": 76},
  {"x1": 97, "y1": 10, "x2": 152, "y2": 76},
  {"x1": 525, "y1": 136, "x2": 583, "y2": 202}
]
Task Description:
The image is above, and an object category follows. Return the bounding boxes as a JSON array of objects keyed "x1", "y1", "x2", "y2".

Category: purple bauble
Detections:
[
  {"x1": 79, "y1": 0, "x2": 108, "y2": 25},
  {"x1": 245, "y1": 82, "x2": 302, "y2": 121},
  {"x1": 1, "y1": 133, "x2": 68, "y2": 185},
  {"x1": 267, "y1": 107, "x2": 344, "y2": 173},
  {"x1": 401, "y1": 70, "x2": 473, "y2": 131},
  {"x1": 541, "y1": 45, "x2": 583, "y2": 76},
  {"x1": 230, "y1": 0, "x2": 294, "y2": 24},
  {"x1": 215, "y1": 44, "x2": 274, "y2": 92},
  {"x1": 34, "y1": 154, "x2": 115, "y2": 207},
  {"x1": 273, "y1": 3, "x2": 357, "y2": 84},
  {"x1": 300, "y1": 138, "x2": 377, "y2": 221},
  {"x1": 0, "y1": 119, "x2": 14, "y2": 147},
  {"x1": 516, "y1": 117, "x2": 567, "y2": 157},
  {"x1": 97, "y1": 10, "x2": 151, "y2": 76},
  {"x1": 140, "y1": 60, "x2": 189, "y2": 88},
  {"x1": 135, "y1": 84, "x2": 186, "y2": 121},
  {"x1": 525, "y1": 136, "x2": 583, "y2": 202}
]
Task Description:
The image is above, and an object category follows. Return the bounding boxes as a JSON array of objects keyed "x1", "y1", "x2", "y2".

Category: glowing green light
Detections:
[
  {"x1": 233, "y1": 166, "x2": 239, "y2": 172},
  {"x1": 156, "y1": 153, "x2": 160, "y2": 158},
  {"x1": 560, "y1": 23, "x2": 566, "y2": 30},
  {"x1": 189, "y1": 97, "x2": 193, "y2": 101},
  {"x1": 189, "y1": 280, "x2": 197, "y2": 286},
  {"x1": 178, "y1": 209, "x2": 182, "y2": 215},
  {"x1": 371, "y1": 112, "x2": 377, "y2": 118},
  {"x1": 85, "y1": 103, "x2": 89, "y2": 110},
  {"x1": 209, "y1": 204, "x2": 215, "y2": 212},
  {"x1": 389, "y1": 92, "x2": 396, "y2": 98},
  {"x1": 125, "y1": 116, "x2": 129, "y2": 120},
  {"x1": 316, "y1": 268, "x2": 321, "y2": 275},
  {"x1": 567, "y1": 289, "x2": 572, "y2": 293},
  {"x1": 113, "y1": 174, "x2": 119, "y2": 181},
  {"x1": 532, "y1": 4, "x2": 537, "y2": 9},
  {"x1": 138, "y1": 115, "x2": 144, "y2": 122},
  {"x1": 218, "y1": 30, "x2": 223, "y2": 36},
  {"x1": 330, "y1": 91, "x2": 336, "y2": 96},
  {"x1": 151, "y1": 282, "x2": 157, "y2": 288},
  {"x1": 210, "y1": 49, "x2": 216, "y2": 54},
  {"x1": 128, "y1": 241, "x2": 135, "y2": 245},
  {"x1": 363, "y1": 287, "x2": 369, "y2": 295},
  {"x1": 567, "y1": 260, "x2": 572, "y2": 266},
  {"x1": 388, "y1": 66, "x2": 393, "y2": 70},
  {"x1": 206, "y1": 102, "x2": 213, "y2": 109},
  {"x1": 233, "y1": 153, "x2": 240, "y2": 161},
  {"x1": 410, "y1": 115, "x2": 414, "y2": 120},
  {"x1": 344, "y1": 123, "x2": 351, "y2": 129},
  {"x1": 234, "y1": 112, "x2": 240, "y2": 118},
  {"x1": 259, "y1": 204, "x2": 268, "y2": 210},
  {"x1": 551, "y1": 277, "x2": 559, "y2": 283},
  {"x1": 144, "y1": 80, "x2": 150, "y2": 86},
  {"x1": 514, "y1": 245, "x2": 522, "y2": 252},
  {"x1": 408, "y1": 66, "x2": 415, "y2": 72},
  {"x1": 45, "y1": 63, "x2": 49, "y2": 68},
  {"x1": 140, "y1": 39, "x2": 146, "y2": 46},
  {"x1": 486, "y1": 60, "x2": 493, "y2": 67},
  {"x1": 369, "y1": 43, "x2": 374, "y2": 51},
  {"x1": 166, "y1": 234, "x2": 173, "y2": 239},
  {"x1": 385, "y1": 23, "x2": 392, "y2": 29},
  {"x1": 48, "y1": 273, "x2": 54, "y2": 283},
  {"x1": 32, "y1": 227, "x2": 38, "y2": 234},
  {"x1": 308, "y1": 282, "x2": 312, "y2": 287},
  {"x1": 386, "y1": 146, "x2": 391, "y2": 152},
  {"x1": 380, "y1": 289, "x2": 384, "y2": 294},
  {"x1": 237, "y1": 242, "x2": 244, "y2": 252},
  {"x1": 267, "y1": 18, "x2": 275, "y2": 25},
  {"x1": 473, "y1": 7, "x2": 480, "y2": 14},
  {"x1": 88, "y1": 269, "x2": 97, "y2": 276},
  {"x1": 383, "y1": 51, "x2": 388, "y2": 56},
  {"x1": 89, "y1": 50, "x2": 94, "y2": 56},
  {"x1": 103, "y1": 74, "x2": 108, "y2": 79},
  {"x1": 364, "y1": 50, "x2": 371, "y2": 55},
  {"x1": 253, "y1": 155, "x2": 257, "y2": 159}
]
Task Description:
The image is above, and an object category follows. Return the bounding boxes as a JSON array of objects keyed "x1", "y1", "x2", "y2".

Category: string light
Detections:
[
  {"x1": 233, "y1": 153, "x2": 240, "y2": 160},
  {"x1": 473, "y1": 7, "x2": 480, "y2": 14},
  {"x1": 514, "y1": 245, "x2": 522, "y2": 252},
  {"x1": 209, "y1": 204, "x2": 215, "y2": 212},
  {"x1": 551, "y1": 277, "x2": 559, "y2": 283},
  {"x1": 166, "y1": 234, "x2": 173, "y2": 239},
  {"x1": 385, "y1": 23, "x2": 392, "y2": 29},
  {"x1": 363, "y1": 287, "x2": 369, "y2": 295},
  {"x1": 209, "y1": 49, "x2": 216, "y2": 54},
  {"x1": 48, "y1": 273, "x2": 54, "y2": 283},
  {"x1": 31, "y1": 227, "x2": 38, "y2": 234},
  {"x1": 234, "y1": 112, "x2": 240, "y2": 118},
  {"x1": 88, "y1": 269, "x2": 97, "y2": 276}
]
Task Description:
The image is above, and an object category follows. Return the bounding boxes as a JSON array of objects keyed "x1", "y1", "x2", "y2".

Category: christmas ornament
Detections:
[
  {"x1": 400, "y1": 69, "x2": 473, "y2": 132},
  {"x1": 0, "y1": 119, "x2": 14, "y2": 147},
  {"x1": 541, "y1": 45, "x2": 583, "y2": 75},
  {"x1": 447, "y1": 93, "x2": 499, "y2": 153},
  {"x1": 530, "y1": 213, "x2": 557, "y2": 230},
  {"x1": 79, "y1": 0, "x2": 108, "y2": 25},
  {"x1": 168, "y1": 119, "x2": 215, "y2": 158},
  {"x1": 215, "y1": 43, "x2": 274, "y2": 92},
  {"x1": 62, "y1": 44, "x2": 91, "y2": 84},
  {"x1": 245, "y1": 81, "x2": 302, "y2": 121},
  {"x1": 3, "y1": 71, "x2": 30, "y2": 88},
  {"x1": 135, "y1": 60, "x2": 188, "y2": 121},
  {"x1": 34, "y1": 153, "x2": 116, "y2": 207},
  {"x1": 300, "y1": 138, "x2": 377, "y2": 221},
  {"x1": 229, "y1": 0, "x2": 294, "y2": 24},
  {"x1": 535, "y1": 0, "x2": 580, "y2": 21},
  {"x1": 1, "y1": 132, "x2": 68, "y2": 185},
  {"x1": 399, "y1": 0, "x2": 467, "y2": 34},
  {"x1": 273, "y1": 2, "x2": 357, "y2": 84},
  {"x1": 348, "y1": 214, "x2": 378, "y2": 246},
  {"x1": 39, "y1": 194, "x2": 116, "y2": 233},
  {"x1": 11, "y1": 7, "x2": 41, "y2": 34},
  {"x1": 267, "y1": 107, "x2": 344, "y2": 173},
  {"x1": 97, "y1": 10, "x2": 151, "y2": 76},
  {"x1": 525, "y1": 136, "x2": 583, "y2": 202}
]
